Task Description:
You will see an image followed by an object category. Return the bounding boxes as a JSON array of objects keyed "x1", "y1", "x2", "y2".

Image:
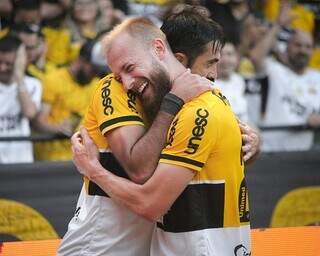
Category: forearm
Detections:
[
  {"x1": 90, "y1": 163, "x2": 151, "y2": 220},
  {"x1": 17, "y1": 82, "x2": 37, "y2": 119},
  {"x1": 126, "y1": 111, "x2": 174, "y2": 183},
  {"x1": 249, "y1": 24, "x2": 280, "y2": 72}
]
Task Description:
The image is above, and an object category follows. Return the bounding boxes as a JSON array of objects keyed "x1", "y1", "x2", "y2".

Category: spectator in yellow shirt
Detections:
[{"x1": 34, "y1": 40, "x2": 101, "y2": 160}]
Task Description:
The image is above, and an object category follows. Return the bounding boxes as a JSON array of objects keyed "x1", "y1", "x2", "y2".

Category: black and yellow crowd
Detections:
[{"x1": 0, "y1": 0, "x2": 320, "y2": 163}]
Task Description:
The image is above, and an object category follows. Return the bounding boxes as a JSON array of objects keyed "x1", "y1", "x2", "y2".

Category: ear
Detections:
[
  {"x1": 174, "y1": 52, "x2": 188, "y2": 67},
  {"x1": 152, "y1": 38, "x2": 166, "y2": 60}
]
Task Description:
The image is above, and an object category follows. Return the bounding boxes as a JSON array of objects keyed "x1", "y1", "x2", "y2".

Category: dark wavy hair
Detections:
[{"x1": 161, "y1": 4, "x2": 225, "y2": 67}]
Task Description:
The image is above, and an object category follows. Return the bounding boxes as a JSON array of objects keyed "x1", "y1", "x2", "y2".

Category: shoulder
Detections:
[
  {"x1": 178, "y1": 90, "x2": 225, "y2": 120},
  {"x1": 265, "y1": 56, "x2": 287, "y2": 71},
  {"x1": 23, "y1": 75, "x2": 42, "y2": 91},
  {"x1": 305, "y1": 68, "x2": 320, "y2": 78},
  {"x1": 93, "y1": 73, "x2": 127, "y2": 97},
  {"x1": 231, "y1": 72, "x2": 245, "y2": 83},
  {"x1": 44, "y1": 67, "x2": 69, "y2": 81},
  {"x1": 97, "y1": 74, "x2": 123, "y2": 89},
  {"x1": 231, "y1": 73, "x2": 246, "y2": 90}
]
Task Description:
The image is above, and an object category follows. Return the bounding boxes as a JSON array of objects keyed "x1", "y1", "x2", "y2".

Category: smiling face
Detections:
[
  {"x1": 73, "y1": 0, "x2": 98, "y2": 23},
  {"x1": 189, "y1": 41, "x2": 221, "y2": 82},
  {"x1": 18, "y1": 32, "x2": 43, "y2": 65},
  {"x1": 217, "y1": 42, "x2": 239, "y2": 79},
  {"x1": 287, "y1": 30, "x2": 313, "y2": 73},
  {"x1": 107, "y1": 33, "x2": 171, "y2": 121},
  {"x1": 0, "y1": 51, "x2": 16, "y2": 84}
]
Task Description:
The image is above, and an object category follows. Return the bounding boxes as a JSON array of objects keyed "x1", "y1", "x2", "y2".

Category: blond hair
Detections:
[{"x1": 102, "y1": 17, "x2": 169, "y2": 57}]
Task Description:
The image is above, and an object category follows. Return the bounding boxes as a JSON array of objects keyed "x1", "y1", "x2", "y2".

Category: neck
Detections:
[
  {"x1": 288, "y1": 64, "x2": 306, "y2": 75},
  {"x1": 167, "y1": 57, "x2": 188, "y2": 88},
  {"x1": 78, "y1": 20, "x2": 95, "y2": 29}
]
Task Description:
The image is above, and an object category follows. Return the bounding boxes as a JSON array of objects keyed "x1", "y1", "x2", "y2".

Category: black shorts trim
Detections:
[
  {"x1": 88, "y1": 152, "x2": 129, "y2": 197},
  {"x1": 160, "y1": 153, "x2": 204, "y2": 168},
  {"x1": 157, "y1": 183, "x2": 225, "y2": 232},
  {"x1": 99, "y1": 116, "x2": 143, "y2": 133}
]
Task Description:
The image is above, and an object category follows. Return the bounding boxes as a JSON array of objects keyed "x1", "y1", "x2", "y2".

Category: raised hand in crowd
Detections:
[
  {"x1": 13, "y1": 44, "x2": 27, "y2": 85},
  {"x1": 14, "y1": 44, "x2": 37, "y2": 119}
]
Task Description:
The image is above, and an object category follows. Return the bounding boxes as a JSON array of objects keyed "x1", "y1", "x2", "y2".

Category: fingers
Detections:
[
  {"x1": 80, "y1": 127, "x2": 91, "y2": 146},
  {"x1": 80, "y1": 127, "x2": 98, "y2": 158},
  {"x1": 243, "y1": 151, "x2": 252, "y2": 162},
  {"x1": 176, "y1": 68, "x2": 191, "y2": 80},
  {"x1": 242, "y1": 134, "x2": 251, "y2": 144},
  {"x1": 239, "y1": 122, "x2": 250, "y2": 134},
  {"x1": 242, "y1": 142, "x2": 251, "y2": 152},
  {"x1": 71, "y1": 131, "x2": 82, "y2": 145}
]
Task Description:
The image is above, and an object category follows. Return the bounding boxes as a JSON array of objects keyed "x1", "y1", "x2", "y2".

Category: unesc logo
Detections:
[
  {"x1": 101, "y1": 79, "x2": 114, "y2": 115},
  {"x1": 167, "y1": 118, "x2": 178, "y2": 147},
  {"x1": 184, "y1": 108, "x2": 209, "y2": 154},
  {"x1": 234, "y1": 244, "x2": 251, "y2": 256}
]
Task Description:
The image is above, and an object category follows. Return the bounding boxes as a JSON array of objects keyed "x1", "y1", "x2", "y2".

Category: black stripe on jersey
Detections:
[
  {"x1": 88, "y1": 152, "x2": 129, "y2": 197},
  {"x1": 160, "y1": 153, "x2": 204, "y2": 168},
  {"x1": 157, "y1": 183, "x2": 225, "y2": 232},
  {"x1": 99, "y1": 116, "x2": 143, "y2": 133}
]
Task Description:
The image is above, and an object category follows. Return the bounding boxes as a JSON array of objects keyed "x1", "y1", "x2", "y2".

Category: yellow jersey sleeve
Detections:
[
  {"x1": 41, "y1": 69, "x2": 63, "y2": 104},
  {"x1": 159, "y1": 104, "x2": 217, "y2": 172},
  {"x1": 87, "y1": 74, "x2": 144, "y2": 136}
]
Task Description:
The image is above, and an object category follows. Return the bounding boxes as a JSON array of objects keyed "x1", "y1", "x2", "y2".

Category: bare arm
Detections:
[
  {"x1": 248, "y1": 24, "x2": 281, "y2": 72},
  {"x1": 248, "y1": 0, "x2": 292, "y2": 72},
  {"x1": 34, "y1": 103, "x2": 74, "y2": 136},
  {"x1": 106, "y1": 111, "x2": 174, "y2": 183},
  {"x1": 72, "y1": 127, "x2": 195, "y2": 221},
  {"x1": 106, "y1": 71, "x2": 213, "y2": 184},
  {"x1": 15, "y1": 45, "x2": 37, "y2": 119}
]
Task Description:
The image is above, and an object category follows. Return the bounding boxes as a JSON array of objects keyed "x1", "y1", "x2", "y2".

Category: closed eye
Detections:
[
  {"x1": 124, "y1": 64, "x2": 134, "y2": 73},
  {"x1": 207, "y1": 59, "x2": 219, "y2": 67}
]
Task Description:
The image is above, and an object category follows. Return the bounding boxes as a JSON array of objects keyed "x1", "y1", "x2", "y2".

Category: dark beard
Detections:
[
  {"x1": 289, "y1": 54, "x2": 309, "y2": 72},
  {"x1": 140, "y1": 62, "x2": 171, "y2": 122},
  {"x1": 75, "y1": 68, "x2": 93, "y2": 85}
]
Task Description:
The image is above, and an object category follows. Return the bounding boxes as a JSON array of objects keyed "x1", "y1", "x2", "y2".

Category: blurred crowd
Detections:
[{"x1": 0, "y1": 0, "x2": 320, "y2": 164}]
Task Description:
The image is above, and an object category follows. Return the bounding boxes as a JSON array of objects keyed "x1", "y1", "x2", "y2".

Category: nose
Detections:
[
  {"x1": 207, "y1": 70, "x2": 217, "y2": 82},
  {"x1": 0, "y1": 62, "x2": 8, "y2": 72},
  {"x1": 300, "y1": 45, "x2": 311, "y2": 55},
  {"x1": 121, "y1": 74, "x2": 135, "y2": 91}
]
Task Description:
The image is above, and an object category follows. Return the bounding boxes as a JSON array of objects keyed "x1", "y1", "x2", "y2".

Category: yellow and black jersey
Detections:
[
  {"x1": 153, "y1": 89, "x2": 250, "y2": 255},
  {"x1": 82, "y1": 74, "x2": 145, "y2": 195},
  {"x1": 58, "y1": 74, "x2": 154, "y2": 256},
  {"x1": 82, "y1": 74, "x2": 144, "y2": 149}
]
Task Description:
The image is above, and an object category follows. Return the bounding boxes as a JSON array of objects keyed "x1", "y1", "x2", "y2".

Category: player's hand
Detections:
[
  {"x1": 170, "y1": 69, "x2": 213, "y2": 103},
  {"x1": 71, "y1": 127, "x2": 100, "y2": 179},
  {"x1": 238, "y1": 119, "x2": 260, "y2": 162}
]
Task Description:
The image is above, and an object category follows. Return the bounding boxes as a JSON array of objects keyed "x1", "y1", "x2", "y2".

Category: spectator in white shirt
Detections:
[
  {"x1": 0, "y1": 35, "x2": 42, "y2": 163},
  {"x1": 249, "y1": 6, "x2": 320, "y2": 151},
  {"x1": 216, "y1": 41, "x2": 249, "y2": 123}
]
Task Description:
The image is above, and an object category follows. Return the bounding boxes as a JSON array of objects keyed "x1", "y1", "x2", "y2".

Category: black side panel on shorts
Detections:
[
  {"x1": 88, "y1": 152, "x2": 129, "y2": 197},
  {"x1": 157, "y1": 183, "x2": 225, "y2": 232}
]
